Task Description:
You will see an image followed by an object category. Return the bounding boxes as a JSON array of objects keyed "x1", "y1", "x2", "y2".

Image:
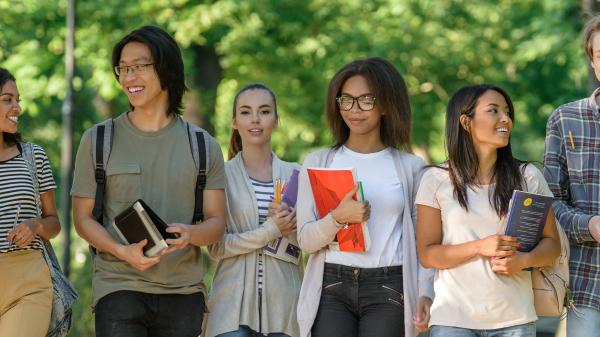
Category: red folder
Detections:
[{"x1": 307, "y1": 168, "x2": 368, "y2": 252}]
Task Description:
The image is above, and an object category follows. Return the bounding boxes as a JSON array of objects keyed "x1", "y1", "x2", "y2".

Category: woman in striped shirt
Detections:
[
  {"x1": 205, "y1": 83, "x2": 302, "y2": 337},
  {"x1": 0, "y1": 67, "x2": 61, "y2": 336}
]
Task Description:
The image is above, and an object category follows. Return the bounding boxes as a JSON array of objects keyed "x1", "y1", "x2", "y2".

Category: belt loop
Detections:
[
  {"x1": 337, "y1": 264, "x2": 341, "y2": 279},
  {"x1": 383, "y1": 266, "x2": 389, "y2": 276}
]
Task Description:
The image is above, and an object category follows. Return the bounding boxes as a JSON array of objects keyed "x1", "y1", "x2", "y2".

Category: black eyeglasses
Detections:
[
  {"x1": 336, "y1": 94, "x2": 376, "y2": 111},
  {"x1": 114, "y1": 63, "x2": 154, "y2": 76}
]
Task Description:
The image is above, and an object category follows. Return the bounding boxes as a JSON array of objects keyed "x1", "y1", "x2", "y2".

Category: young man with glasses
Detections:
[
  {"x1": 543, "y1": 16, "x2": 600, "y2": 335},
  {"x1": 71, "y1": 26, "x2": 226, "y2": 337}
]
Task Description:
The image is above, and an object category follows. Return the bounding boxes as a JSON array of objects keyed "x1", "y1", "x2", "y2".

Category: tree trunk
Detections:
[
  {"x1": 60, "y1": 0, "x2": 75, "y2": 276},
  {"x1": 184, "y1": 44, "x2": 222, "y2": 135}
]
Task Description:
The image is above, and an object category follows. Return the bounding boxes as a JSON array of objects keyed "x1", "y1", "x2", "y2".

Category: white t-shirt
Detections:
[
  {"x1": 325, "y1": 146, "x2": 404, "y2": 268},
  {"x1": 415, "y1": 164, "x2": 551, "y2": 329}
]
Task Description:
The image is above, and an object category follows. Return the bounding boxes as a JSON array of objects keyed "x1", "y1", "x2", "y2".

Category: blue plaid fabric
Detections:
[{"x1": 543, "y1": 89, "x2": 600, "y2": 310}]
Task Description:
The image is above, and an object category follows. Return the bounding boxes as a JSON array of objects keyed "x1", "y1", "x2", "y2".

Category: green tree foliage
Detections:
[{"x1": 0, "y1": 1, "x2": 587, "y2": 335}]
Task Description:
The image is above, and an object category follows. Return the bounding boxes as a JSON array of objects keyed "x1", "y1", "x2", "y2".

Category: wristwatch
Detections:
[{"x1": 330, "y1": 212, "x2": 348, "y2": 229}]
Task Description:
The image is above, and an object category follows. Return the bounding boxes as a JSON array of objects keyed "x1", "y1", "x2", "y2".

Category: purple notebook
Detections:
[{"x1": 281, "y1": 169, "x2": 300, "y2": 207}]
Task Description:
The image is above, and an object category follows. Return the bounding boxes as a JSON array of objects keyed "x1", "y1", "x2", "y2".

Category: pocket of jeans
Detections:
[
  {"x1": 381, "y1": 284, "x2": 404, "y2": 307},
  {"x1": 323, "y1": 281, "x2": 342, "y2": 290}
]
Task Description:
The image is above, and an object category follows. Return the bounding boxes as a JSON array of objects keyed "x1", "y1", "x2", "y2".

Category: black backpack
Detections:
[{"x1": 89, "y1": 118, "x2": 209, "y2": 225}]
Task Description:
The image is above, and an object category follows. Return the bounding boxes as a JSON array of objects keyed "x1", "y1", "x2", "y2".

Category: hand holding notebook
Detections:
[
  {"x1": 160, "y1": 223, "x2": 193, "y2": 254},
  {"x1": 112, "y1": 199, "x2": 179, "y2": 257},
  {"x1": 263, "y1": 172, "x2": 302, "y2": 265},
  {"x1": 116, "y1": 238, "x2": 160, "y2": 271},
  {"x1": 307, "y1": 167, "x2": 371, "y2": 252},
  {"x1": 330, "y1": 184, "x2": 370, "y2": 225}
]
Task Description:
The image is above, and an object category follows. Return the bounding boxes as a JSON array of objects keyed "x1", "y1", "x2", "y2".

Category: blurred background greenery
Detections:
[{"x1": 0, "y1": 0, "x2": 593, "y2": 336}]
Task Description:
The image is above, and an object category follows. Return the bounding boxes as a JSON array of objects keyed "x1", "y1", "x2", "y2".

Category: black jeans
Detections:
[
  {"x1": 95, "y1": 290, "x2": 205, "y2": 337},
  {"x1": 311, "y1": 263, "x2": 405, "y2": 337}
]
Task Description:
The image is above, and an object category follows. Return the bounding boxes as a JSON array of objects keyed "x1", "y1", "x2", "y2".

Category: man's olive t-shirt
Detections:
[{"x1": 71, "y1": 112, "x2": 225, "y2": 304}]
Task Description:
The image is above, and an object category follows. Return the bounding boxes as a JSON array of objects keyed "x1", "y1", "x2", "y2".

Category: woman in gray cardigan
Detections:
[
  {"x1": 296, "y1": 57, "x2": 434, "y2": 337},
  {"x1": 205, "y1": 83, "x2": 302, "y2": 337}
]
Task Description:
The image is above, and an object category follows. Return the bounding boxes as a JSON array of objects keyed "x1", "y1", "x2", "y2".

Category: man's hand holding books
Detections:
[
  {"x1": 114, "y1": 239, "x2": 160, "y2": 271},
  {"x1": 162, "y1": 223, "x2": 192, "y2": 254}
]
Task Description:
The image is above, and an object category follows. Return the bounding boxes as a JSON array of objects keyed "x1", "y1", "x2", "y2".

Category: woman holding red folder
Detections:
[
  {"x1": 205, "y1": 83, "x2": 302, "y2": 337},
  {"x1": 296, "y1": 57, "x2": 434, "y2": 337},
  {"x1": 415, "y1": 84, "x2": 561, "y2": 336}
]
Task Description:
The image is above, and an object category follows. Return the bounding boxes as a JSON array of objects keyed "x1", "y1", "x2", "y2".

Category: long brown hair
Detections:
[
  {"x1": 445, "y1": 84, "x2": 526, "y2": 217},
  {"x1": 326, "y1": 57, "x2": 412, "y2": 150},
  {"x1": 0, "y1": 67, "x2": 22, "y2": 146},
  {"x1": 228, "y1": 83, "x2": 278, "y2": 160}
]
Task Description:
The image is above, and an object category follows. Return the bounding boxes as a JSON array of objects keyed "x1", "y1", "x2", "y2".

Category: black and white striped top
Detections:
[
  {"x1": 0, "y1": 144, "x2": 56, "y2": 253},
  {"x1": 249, "y1": 177, "x2": 274, "y2": 225},
  {"x1": 249, "y1": 177, "x2": 274, "y2": 294}
]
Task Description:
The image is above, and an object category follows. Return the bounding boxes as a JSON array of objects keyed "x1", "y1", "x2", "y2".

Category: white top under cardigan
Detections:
[
  {"x1": 325, "y1": 145, "x2": 405, "y2": 267},
  {"x1": 205, "y1": 153, "x2": 302, "y2": 337},
  {"x1": 296, "y1": 147, "x2": 435, "y2": 337}
]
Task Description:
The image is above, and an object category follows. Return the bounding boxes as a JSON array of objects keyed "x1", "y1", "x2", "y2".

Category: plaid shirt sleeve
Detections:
[{"x1": 543, "y1": 107, "x2": 595, "y2": 244}]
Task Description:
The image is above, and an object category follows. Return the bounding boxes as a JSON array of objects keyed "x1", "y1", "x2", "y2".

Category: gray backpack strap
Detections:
[
  {"x1": 89, "y1": 119, "x2": 114, "y2": 223},
  {"x1": 186, "y1": 122, "x2": 208, "y2": 223},
  {"x1": 20, "y1": 142, "x2": 41, "y2": 217},
  {"x1": 19, "y1": 142, "x2": 78, "y2": 337}
]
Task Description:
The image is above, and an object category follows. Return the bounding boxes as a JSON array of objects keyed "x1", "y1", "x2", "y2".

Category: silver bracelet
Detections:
[{"x1": 330, "y1": 212, "x2": 348, "y2": 229}]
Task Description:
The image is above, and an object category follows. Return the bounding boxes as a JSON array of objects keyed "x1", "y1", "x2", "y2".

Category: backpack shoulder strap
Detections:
[
  {"x1": 20, "y1": 142, "x2": 36, "y2": 171},
  {"x1": 89, "y1": 119, "x2": 114, "y2": 223},
  {"x1": 20, "y1": 142, "x2": 41, "y2": 217},
  {"x1": 20, "y1": 142, "x2": 74, "y2": 295},
  {"x1": 186, "y1": 121, "x2": 208, "y2": 223}
]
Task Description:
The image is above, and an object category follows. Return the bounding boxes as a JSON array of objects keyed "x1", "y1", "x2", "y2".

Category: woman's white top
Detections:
[
  {"x1": 415, "y1": 164, "x2": 550, "y2": 329},
  {"x1": 325, "y1": 146, "x2": 404, "y2": 268}
]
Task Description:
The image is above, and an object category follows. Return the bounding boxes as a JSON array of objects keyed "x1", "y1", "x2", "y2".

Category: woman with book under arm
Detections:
[
  {"x1": 205, "y1": 83, "x2": 302, "y2": 337},
  {"x1": 415, "y1": 84, "x2": 561, "y2": 336},
  {"x1": 295, "y1": 57, "x2": 434, "y2": 337}
]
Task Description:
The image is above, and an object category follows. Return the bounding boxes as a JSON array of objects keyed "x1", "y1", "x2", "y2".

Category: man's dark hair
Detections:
[{"x1": 112, "y1": 25, "x2": 188, "y2": 116}]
